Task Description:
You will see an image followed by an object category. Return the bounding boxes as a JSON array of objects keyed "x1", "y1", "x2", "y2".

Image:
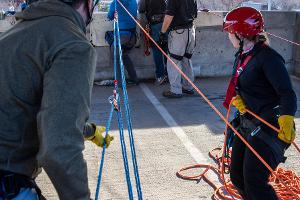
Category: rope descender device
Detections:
[{"x1": 108, "y1": 80, "x2": 120, "y2": 111}]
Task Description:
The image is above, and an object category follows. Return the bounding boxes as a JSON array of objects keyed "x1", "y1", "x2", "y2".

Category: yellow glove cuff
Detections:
[
  {"x1": 232, "y1": 95, "x2": 246, "y2": 114},
  {"x1": 278, "y1": 115, "x2": 295, "y2": 144}
]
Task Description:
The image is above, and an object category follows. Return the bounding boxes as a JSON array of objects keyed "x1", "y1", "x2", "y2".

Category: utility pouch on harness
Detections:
[
  {"x1": 150, "y1": 14, "x2": 164, "y2": 25},
  {"x1": 105, "y1": 31, "x2": 114, "y2": 46},
  {"x1": 0, "y1": 170, "x2": 43, "y2": 200},
  {"x1": 239, "y1": 114, "x2": 288, "y2": 164},
  {"x1": 105, "y1": 29, "x2": 136, "y2": 50},
  {"x1": 226, "y1": 112, "x2": 241, "y2": 149}
]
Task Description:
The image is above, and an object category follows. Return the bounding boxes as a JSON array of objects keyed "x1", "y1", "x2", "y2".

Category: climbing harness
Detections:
[
  {"x1": 223, "y1": 54, "x2": 253, "y2": 109},
  {"x1": 94, "y1": 3, "x2": 143, "y2": 200}
]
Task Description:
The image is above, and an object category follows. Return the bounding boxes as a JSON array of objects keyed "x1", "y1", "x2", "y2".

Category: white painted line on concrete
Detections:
[
  {"x1": 139, "y1": 83, "x2": 210, "y2": 164},
  {"x1": 140, "y1": 83, "x2": 219, "y2": 183}
]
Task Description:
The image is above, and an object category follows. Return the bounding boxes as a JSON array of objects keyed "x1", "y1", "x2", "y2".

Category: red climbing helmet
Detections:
[{"x1": 223, "y1": 7, "x2": 264, "y2": 38}]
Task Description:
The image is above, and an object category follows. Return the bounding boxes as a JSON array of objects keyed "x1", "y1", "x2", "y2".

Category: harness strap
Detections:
[
  {"x1": 223, "y1": 54, "x2": 253, "y2": 109},
  {"x1": 169, "y1": 53, "x2": 183, "y2": 61},
  {"x1": 0, "y1": 170, "x2": 43, "y2": 200}
]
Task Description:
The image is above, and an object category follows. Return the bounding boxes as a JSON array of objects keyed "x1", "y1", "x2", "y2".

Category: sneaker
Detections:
[
  {"x1": 162, "y1": 90, "x2": 182, "y2": 98},
  {"x1": 94, "y1": 80, "x2": 114, "y2": 86},
  {"x1": 126, "y1": 80, "x2": 139, "y2": 86},
  {"x1": 182, "y1": 88, "x2": 195, "y2": 95},
  {"x1": 155, "y1": 76, "x2": 167, "y2": 85}
]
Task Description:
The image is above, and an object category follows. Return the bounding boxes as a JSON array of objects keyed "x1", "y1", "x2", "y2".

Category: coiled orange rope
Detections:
[{"x1": 177, "y1": 104, "x2": 300, "y2": 200}]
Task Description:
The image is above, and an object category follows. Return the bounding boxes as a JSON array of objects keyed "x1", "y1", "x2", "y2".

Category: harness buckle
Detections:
[{"x1": 2, "y1": 173, "x2": 19, "y2": 199}]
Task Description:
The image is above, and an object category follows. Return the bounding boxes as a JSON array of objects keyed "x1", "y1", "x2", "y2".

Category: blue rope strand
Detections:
[
  {"x1": 95, "y1": 105, "x2": 114, "y2": 200},
  {"x1": 94, "y1": 1, "x2": 142, "y2": 198},
  {"x1": 114, "y1": 2, "x2": 143, "y2": 198},
  {"x1": 113, "y1": 4, "x2": 134, "y2": 199},
  {"x1": 116, "y1": 107, "x2": 134, "y2": 200}
]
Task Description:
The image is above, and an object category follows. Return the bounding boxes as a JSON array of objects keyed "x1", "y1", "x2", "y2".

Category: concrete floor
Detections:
[{"x1": 36, "y1": 77, "x2": 300, "y2": 200}]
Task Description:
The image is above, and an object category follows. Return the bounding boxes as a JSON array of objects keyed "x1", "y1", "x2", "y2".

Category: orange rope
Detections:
[
  {"x1": 177, "y1": 104, "x2": 300, "y2": 200},
  {"x1": 116, "y1": 1, "x2": 300, "y2": 197},
  {"x1": 266, "y1": 32, "x2": 300, "y2": 47}
]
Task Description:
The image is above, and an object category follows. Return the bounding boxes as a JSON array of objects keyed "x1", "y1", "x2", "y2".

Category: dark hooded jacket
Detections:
[{"x1": 0, "y1": 0, "x2": 96, "y2": 199}]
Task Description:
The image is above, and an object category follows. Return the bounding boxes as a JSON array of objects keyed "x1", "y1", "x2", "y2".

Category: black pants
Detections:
[
  {"x1": 26, "y1": 0, "x2": 39, "y2": 5},
  {"x1": 230, "y1": 117, "x2": 286, "y2": 200},
  {"x1": 116, "y1": 31, "x2": 138, "y2": 86}
]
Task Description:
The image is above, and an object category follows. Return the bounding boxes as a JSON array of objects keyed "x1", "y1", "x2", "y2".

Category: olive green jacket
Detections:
[{"x1": 0, "y1": 0, "x2": 96, "y2": 199}]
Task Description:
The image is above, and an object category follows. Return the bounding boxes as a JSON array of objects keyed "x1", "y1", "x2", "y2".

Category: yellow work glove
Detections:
[
  {"x1": 232, "y1": 95, "x2": 246, "y2": 114},
  {"x1": 86, "y1": 126, "x2": 114, "y2": 148},
  {"x1": 278, "y1": 115, "x2": 296, "y2": 144}
]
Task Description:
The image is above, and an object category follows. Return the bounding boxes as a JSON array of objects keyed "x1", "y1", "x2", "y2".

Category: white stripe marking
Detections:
[{"x1": 140, "y1": 84, "x2": 218, "y2": 182}]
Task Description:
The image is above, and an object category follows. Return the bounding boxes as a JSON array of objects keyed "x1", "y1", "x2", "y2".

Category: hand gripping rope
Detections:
[
  {"x1": 94, "y1": 3, "x2": 143, "y2": 200},
  {"x1": 115, "y1": 0, "x2": 300, "y2": 199}
]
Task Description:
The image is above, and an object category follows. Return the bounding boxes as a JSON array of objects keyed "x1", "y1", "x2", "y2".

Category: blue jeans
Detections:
[
  {"x1": 0, "y1": 188, "x2": 39, "y2": 200},
  {"x1": 150, "y1": 23, "x2": 165, "y2": 78}
]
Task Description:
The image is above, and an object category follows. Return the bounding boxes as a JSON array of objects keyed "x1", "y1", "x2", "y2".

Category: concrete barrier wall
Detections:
[
  {"x1": 92, "y1": 11, "x2": 298, "y2": 80},
  {"x1": 294, "y1": 12, "x2": 300, "y2": 76},
  {"x1": 0, "y1": 11, "x2": 298, "y2": 80}
]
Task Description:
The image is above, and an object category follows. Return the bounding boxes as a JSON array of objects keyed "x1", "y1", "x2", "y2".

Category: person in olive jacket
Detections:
[{"x1": 0, "y1": 0, "x2": 113, "y2": 199}]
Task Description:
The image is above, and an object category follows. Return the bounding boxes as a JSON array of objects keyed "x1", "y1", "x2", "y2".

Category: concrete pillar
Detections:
[{"x1": 294, "y1": 12, "x2": 300, "y2": 77}]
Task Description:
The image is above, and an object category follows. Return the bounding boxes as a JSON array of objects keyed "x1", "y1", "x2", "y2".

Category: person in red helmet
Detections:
[{"x1": 223, "y1": 7, "x2": 297, "y2": 199}]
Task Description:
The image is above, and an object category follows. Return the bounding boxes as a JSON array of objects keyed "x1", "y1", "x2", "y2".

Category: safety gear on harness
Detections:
[
  {"x1": 0, "y1": 170, "x2": 43, "y2": 200},
  {"x1": 223, "y1": 54, "x2": 253, "y2": 109},
  {"x1": 278, "y1": 115, "x2": 296, "y2": 144},
  {"x1": 85, "y1": 125, "x2": 114, "y2": 148},
  {"x1": 223, "y1": 7, "x2": 264, "y2": 38},
  {"x1": 232, "y1": 95, "x2": 246, "y2": 114}
]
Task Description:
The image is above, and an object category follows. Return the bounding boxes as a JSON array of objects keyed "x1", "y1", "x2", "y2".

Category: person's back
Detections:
[
  {"x1": 167, "y1": 0, "x2": 197, "y2": 29},
  {"x1": 108, "y1": 0, "x2": 137, "y2": 30},
  {"x1": 0, "y1": 0, "x2": 96, "y2": 199}
]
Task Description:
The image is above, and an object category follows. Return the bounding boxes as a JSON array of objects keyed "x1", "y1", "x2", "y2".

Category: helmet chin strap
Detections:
[
  {"x1": 85, "y1": 0, "x2": 99, "y2": 26},
  {"x1": 235, "y1": 33, "x2": 244, "y2": 54}
]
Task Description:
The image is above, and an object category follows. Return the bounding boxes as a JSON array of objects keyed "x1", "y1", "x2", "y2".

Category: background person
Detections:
[
  {"x1": 108, "y1": 0, "x2": 139, "y2": 86},
  {"x1": 138, "y1": 0, "x2": 167, "y2": 85},
  {"x1": 159, "y1": 0, "x2": 198, "y2": 98}
]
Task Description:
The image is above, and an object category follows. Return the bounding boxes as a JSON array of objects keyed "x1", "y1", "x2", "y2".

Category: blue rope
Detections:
[
  {"x1": 114, "y1": 3, "x2": 143, "y2": 198},
  {"x1": 113, "y1": 9, "x2": 134, "y2": 199},
  {"x1": 94, "y1": 1, "x2": 143, "y2": 199},
  {"x1": 95, "y1": 105, "x2": 114, "y2": 200},
  {"x1": 94, "y1": 13, "x2": 134, "y2": 200}
]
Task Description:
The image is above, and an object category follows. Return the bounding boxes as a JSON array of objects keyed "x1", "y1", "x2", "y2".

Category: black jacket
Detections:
[
  {"x1": 165, "y1": 0, "x2": 197, "y2": 28},
  {"x1": 138, "y1": 0, "x2": 166, "y2": 22},
  {"x1": 235, "y1": 43, "x2": 297, "y2": 118}
]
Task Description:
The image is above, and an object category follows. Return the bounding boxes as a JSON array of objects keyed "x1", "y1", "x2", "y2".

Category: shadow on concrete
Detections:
[{"x1": 90, "y1": 77, "x2": 300, "y2": 137}]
